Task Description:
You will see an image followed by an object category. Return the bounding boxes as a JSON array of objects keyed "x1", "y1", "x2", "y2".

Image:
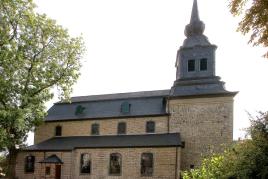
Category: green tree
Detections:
[
  {"x1": 229, "y1": 0, "x2": 268, "y2": 58},
  {"x1": 0, "y1": 0, "x2": 85, "y2": 178},
  {"x1": 182, "y1": 112, "x2": 268, "y2": 179}
]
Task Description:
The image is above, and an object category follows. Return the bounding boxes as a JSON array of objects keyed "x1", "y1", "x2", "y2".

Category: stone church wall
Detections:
[
  {"x1": 15, "y1": 147, "x2": 181, "y2": 179},
  {"x1": 35, "y1": 116, "x2": 168, "y2": 144},
  {"x1": 72, "y1": 147, "x2": 181, "y2": 179},
  {"x1": 15, "y1": 151, "x2": 72, "y2": 179},
  {"x1": 169, "y1": 96, "x2": 234, "y2": 170}
]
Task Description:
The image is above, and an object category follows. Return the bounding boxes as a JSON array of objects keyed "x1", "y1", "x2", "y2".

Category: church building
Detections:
[{"x1": 15, "y1": 0, "x2": 237, "y2": 178}]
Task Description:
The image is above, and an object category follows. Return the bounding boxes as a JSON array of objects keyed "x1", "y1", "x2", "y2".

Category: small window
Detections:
[
  {"x1": 91, "y1": 123, "x2": 99, "y2": 135},
  {"x1": 190, "y1": 164, "x2": 195, "y2": 169},
  {"x1": 45, "y1": 166, "x2": 51, "y2": 175},
  {"x1": 117, "y1": 122, "x2": 126, "y2": 135},
  {"x1": 146, "y1": 121, "x2": 155, "y2": 133},
  {"x1": 109, "y1": 153, "x2": 122, "y2": 175},
  {"x1": 188, "y1": 59, "x2": 195, "y2": 72},
  {"x1": 24, "y1": 155, "x2": 35, "y2": 173},
  {"x1": 141, "y1": 153, "x2": 153, "y2": 176},
  {"x1": 121, "y1": 102, "x2": 131, "y2": 114},
  {"x1": 75, "y1": 105, "x2": 86, "y2": 116},
  {"x1": 80, "y1": 153, "x2": 91, "y2": 174},
  {"x1": 200, "y1": 58, "x2": 207, "y2": 71},
  {"x1": 55, "y1": 126, "x2": 62, "y2": 136}
]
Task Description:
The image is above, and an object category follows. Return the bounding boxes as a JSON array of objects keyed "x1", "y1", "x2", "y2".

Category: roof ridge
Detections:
[{"x1": 57, "y1": 89, "x2": 170, "y2": 103}]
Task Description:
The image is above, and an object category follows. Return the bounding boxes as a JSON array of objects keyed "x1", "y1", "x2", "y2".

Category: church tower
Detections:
[
  {"x1": 168, "y1": 0, "x2": 237, "y2": 170},
  {"x1": 171, "y1": 0, "x2": 226, "y2": 96}
]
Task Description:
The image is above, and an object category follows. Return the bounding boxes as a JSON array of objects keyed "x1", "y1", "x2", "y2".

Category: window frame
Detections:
[
  {"x1": 200, "y1": 58, "x2": 208, "y2": 71},
  {"x1": 91, "y1": 123, "x2": 100, "y2": 135},
  {"x1": 117, "y1": 122, "x2": 126, "y2": 135},
  {"x1": 121, "y1": 102, "x2": 131, "y2": 114},
  {"x1": 80, "y1": 153, "x2": 91, "y2": 174},
  {"x1": 109, "y1": 153, "x2": 122, "y2": 176},
  {"x1": 55, "y1": 125, "x2": 62, "y2": 136},
  {"x1": 187, "y1": 59, "x2": 195, "y2": 72},
  {"x1": 45, "y1": 166, "x2": 51, "y2": 175},
  {"x1": 146, "y1": 121, "x2": 155, "y2": 133},
  {"x1": 24, "y1": 155, "x2": 35, "y2": 173},
  {"x1": 140, "y1": 153, "x2": 154, "y2": 176}
]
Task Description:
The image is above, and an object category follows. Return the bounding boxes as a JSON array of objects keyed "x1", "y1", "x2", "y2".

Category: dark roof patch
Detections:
[
  {"x1": 46, "y1": 90, "x2": 169, "y2": 121},
  {"x1": 39, "y1": 154, "x2": 63, "y2": 164},
  {"x1": 25, "y1": 133, "x2": 181, "y2": 151}
]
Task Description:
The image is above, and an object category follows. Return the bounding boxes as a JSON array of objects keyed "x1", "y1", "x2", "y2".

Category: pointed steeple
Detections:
[
  {"x1": 184, "y1": 0, "x2": 205, "y2": 37},
  {"x1": 190, "y1": 0, "x2": 200, "y2": 23}
]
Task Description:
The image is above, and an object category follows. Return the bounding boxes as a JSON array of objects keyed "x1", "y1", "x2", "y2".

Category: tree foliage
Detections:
[
  {"x1": 182, "y1": 112, "x2": 268, "y2": 179},
  {"x1": 229, "y1": 0, "x2": 268, "y2": 58},
  {"x1": 0, "y1": 0, "x2": 85, "y2": 177}
]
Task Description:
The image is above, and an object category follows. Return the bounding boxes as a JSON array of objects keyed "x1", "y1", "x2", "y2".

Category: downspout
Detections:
[
  {"x1": 175, "y1": 147, "x2": 178, "y2": 179},
  {"x1": 166, "y1": 97, "x2": 170, "y2": 133},
  {"x1": 70, "y1": 149, "x2": 74, "y2": 179}
]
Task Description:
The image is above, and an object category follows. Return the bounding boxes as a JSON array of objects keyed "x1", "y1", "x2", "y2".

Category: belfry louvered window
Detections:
[
  {"x1": 188, "y1": 59, "x2": 195, "y2": 72},
  {"x1": 200, "y1": 58, "x2": 207, "y2": 71}
]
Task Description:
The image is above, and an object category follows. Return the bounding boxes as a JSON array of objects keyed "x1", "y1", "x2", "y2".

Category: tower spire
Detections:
[
  {"x1": 184, "y1": 0, "x2": 205, "y2": 37},
  {"x1": 190, "y1": 0, "x2": 200, "y2": 23}
]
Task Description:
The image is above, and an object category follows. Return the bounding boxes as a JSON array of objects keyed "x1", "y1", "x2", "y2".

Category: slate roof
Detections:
[
  {"x1": 25, "y1": 133, "x2": 181, "y2": 151},
  {"x1": 68, "y1": 90, "x2": 170, "y2": 103},
  {"x1": 39, "y1": 154, "x2": 63, "y2": 164},
  {"x1": 46, "y1": 90, "x2": 170, "y2": 121}
]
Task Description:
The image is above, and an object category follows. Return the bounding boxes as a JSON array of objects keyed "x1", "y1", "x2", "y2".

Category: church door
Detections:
[{"x1": 55, "y1": 165, "x2": 61, "y2": 179}]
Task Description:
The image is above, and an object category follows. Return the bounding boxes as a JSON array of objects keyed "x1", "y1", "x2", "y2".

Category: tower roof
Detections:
[
  {"x1": 190, "y1": 0, "x2": 200, "y2": 23},
  {"x1": 183, "y1": 0, "x2": 210, "y2": 47}
]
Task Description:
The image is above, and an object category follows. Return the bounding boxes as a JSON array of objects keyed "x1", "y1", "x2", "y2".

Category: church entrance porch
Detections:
[{"x1": 39, "y1": 154, "x2": 63, "y2": 179}]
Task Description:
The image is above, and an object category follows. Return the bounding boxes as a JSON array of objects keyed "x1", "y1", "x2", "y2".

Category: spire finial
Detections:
[
  {"x1": 190, "y1": 0, "x2": 200, "y2": 23},
  {"x1": 184, "y1": 0, "x2": 205, "y2": 37}
]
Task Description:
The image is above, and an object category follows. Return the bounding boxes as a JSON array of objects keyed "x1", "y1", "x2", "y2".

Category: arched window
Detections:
[
  {"x1": 121, "y1": 101, "x2": 131, "y2": 114},
  {"x1": 91, "y1": 123, "x2": 99, "y2": 135},
  {"x1": 80, "y1": 153, "x2": 91, "y2": 174},
  {"x1": 141, "y1": 153, "x2": 153, "y2": 176},
  {"x1": 109, "y1": 153, "x2": 122, "y2": 175},
  {"x1": 146, "y1": 121, "x2": 155, "y2": 133},
  {"x1": 55, "y1": 126, "x2": 62, "y2": 136},
  {"x1": 24, "y1": 155, "x2": 35, "y2": 173},
  {"x1": 117, "y1": 122, "x2": 126, "y2": 135}
]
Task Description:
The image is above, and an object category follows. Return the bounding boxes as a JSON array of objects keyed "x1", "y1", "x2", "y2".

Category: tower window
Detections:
[
  {"x1": 91, "y1": 123, "x2": 99, "y2": 135},
  {"x1": 109, "y1": 153, "x2": 122, "y2": 175},
  {"x1": 141, "y1": 153, "x2": 153, "y2": 176},
  {"x1": 146, "y1": 121, "x2": 155, "y2": 133},
  {"x1": 80, "y1": 153, "x2": 91, "y2": 174},
  {"x1": 55, "y1": 126, "x2": 62, "y2": 136},
  {"x1": 200, "y1": 58, "x2": 207, "y2": 71},
  {"x1": 24, "y1": 155, "x2": 35, "y2": 173},
  {"x1": 121, "y1": 101, "x2": 131, "y2": 114},
  {"x1": 188, "y1": 59, "x2": 195, "y2": 72},
  {"x1": 117, "y1": 122, "x2": 126, "y2": 135}
]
